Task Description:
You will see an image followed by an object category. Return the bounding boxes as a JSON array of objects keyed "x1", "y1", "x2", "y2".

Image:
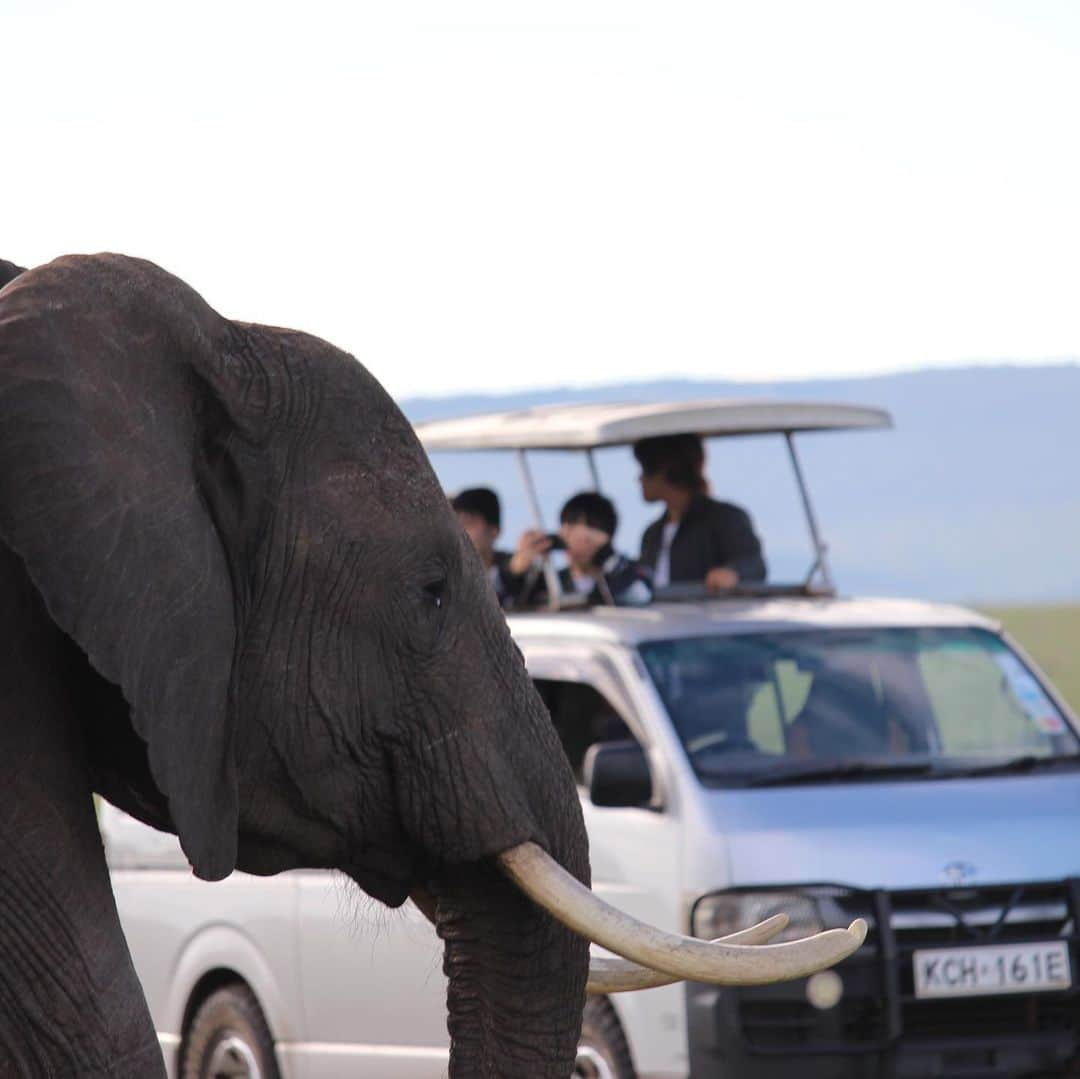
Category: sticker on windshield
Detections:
[
  {"x1": 1033, "y1": 713, "x2": 1068, "y2": 735},
  {"x1": 993, "y1": 652, "x2": 1066, "y2": 734}
]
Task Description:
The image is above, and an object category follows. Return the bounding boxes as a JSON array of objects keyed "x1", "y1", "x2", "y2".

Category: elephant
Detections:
[{"x1": 0, "y1": 254, "x2": 864, "y2": 1078}]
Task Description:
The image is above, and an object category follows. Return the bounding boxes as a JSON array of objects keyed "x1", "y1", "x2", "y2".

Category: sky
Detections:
[{"x1": 5, "y1": 0, "x2": 1080, "y2": 399}]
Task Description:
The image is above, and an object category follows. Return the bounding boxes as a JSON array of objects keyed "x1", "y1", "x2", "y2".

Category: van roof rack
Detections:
[{"x1": 505, "y1": 581, "x2": 836, "y2": 615}]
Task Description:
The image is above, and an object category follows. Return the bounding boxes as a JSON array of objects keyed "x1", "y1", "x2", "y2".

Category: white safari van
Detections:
[{"x1": 106, "y1": 402, "x2": 1080, "y2": 1079}]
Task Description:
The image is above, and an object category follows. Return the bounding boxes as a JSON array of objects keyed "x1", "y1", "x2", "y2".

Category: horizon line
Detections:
[{"x1": 399, "y1": 358, "x2": 1080, "y2": 405}]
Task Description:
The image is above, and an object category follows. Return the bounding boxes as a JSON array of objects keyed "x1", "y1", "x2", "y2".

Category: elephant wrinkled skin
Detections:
[{"x1": 0, "y1": 254, "x2": 588, "y2": 1077}]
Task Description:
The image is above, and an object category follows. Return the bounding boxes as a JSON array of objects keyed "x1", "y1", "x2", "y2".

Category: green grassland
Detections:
[{"x1": 983, "y1": 604, "x2": 1080, "y2": 716}]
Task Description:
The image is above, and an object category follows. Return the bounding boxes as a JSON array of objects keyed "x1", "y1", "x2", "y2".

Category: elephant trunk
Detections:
[
  {"x1": 387, "y1": 628, "x2": 595, "y2": 1074},
  {"x1": 434, "y1": 859, "x2": 588, "y2": 1079}
]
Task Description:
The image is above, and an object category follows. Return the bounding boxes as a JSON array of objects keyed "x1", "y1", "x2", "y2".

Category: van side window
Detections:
[{"x1": 533, "y1": 679, "x2": 634, "y2": 784}]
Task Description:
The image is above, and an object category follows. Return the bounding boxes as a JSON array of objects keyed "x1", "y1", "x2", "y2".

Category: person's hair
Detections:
[
  {"x1": 632, "y1": 433, "x2": 707, "y2": 492},
  {"x1": 560, "y1": 491, "x2": 617, "y2": 536},
  {"x1": 450, "y1": 487, "x2": 501, "y2": 529}
]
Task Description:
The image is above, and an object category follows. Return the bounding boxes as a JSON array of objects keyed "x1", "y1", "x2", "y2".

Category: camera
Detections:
[{"x1": 545, "y1": 533, "x2": 567, "y2": 551}]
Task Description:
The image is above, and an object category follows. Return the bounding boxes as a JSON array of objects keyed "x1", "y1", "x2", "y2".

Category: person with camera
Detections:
[{"x1": 502, "y1": 492, "x2": 653, "y2": 608}]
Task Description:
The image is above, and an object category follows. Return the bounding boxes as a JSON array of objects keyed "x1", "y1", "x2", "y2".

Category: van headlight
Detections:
[{"x1": 692, "y1": 889, "x2": 856, "y2": 944}]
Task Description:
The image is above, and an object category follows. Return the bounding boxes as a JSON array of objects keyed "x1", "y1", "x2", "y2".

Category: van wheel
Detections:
[
  {"x1": 576, "y1": 998, "x2": 635, "y2": 1079},
  {"x1": 182, "y1": 984, "x2": 280, "y2": 1079}
]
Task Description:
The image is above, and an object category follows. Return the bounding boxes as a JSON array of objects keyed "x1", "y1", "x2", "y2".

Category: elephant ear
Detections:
[
  {"x1": 0, "y1": 259, "x2": 26, "y2": 290},
  {"x1": 0, "y1": 254, "x2": 255, "y2": 880}
]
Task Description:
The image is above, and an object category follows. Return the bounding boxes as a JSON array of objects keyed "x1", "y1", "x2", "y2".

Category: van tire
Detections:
[
  {"x1": 576, "y1": 998, "x2": 636, "y2": 1078},
  {"x1": 181, "y1": 983, "x2": 280, "y2": 1079}
]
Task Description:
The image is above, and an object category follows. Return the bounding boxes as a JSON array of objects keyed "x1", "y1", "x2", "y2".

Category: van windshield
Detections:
[{"x1": 638, "y1": 628, "x2": 1080, "y2": 786}]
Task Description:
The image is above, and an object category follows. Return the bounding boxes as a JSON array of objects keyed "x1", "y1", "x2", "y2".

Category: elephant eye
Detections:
[{"x1": 423, "y1": 578, "x2": 447, "y2": 611}]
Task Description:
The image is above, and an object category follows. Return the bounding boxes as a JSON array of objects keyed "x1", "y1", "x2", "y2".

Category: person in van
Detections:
[
  {"x1": 450, "y1": 487, "x2": 565, "y2": 608},
  {"x1": 633, "y1": 433, "x2": 766, "y2": 592},
  {"x1": 502, "y1": 492, "x2": 653, "y2": 608},
  {"x1": 450, "y1": 487, "x2": 517, "y2": 604}
]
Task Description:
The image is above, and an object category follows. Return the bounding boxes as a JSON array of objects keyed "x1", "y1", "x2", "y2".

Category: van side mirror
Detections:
[{"x1": 583, "y1": 740, "x2": 652, "y2": 807}]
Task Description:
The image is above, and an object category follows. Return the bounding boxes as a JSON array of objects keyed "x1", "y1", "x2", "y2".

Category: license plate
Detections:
[{"x1": 913, "y1": 941, "x2": 1072, "y2": 999}]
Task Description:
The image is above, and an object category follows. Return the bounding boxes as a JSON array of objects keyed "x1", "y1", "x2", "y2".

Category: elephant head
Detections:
[{"x1": 0, "y1": 254, "x2": 863, "y2": 1077}]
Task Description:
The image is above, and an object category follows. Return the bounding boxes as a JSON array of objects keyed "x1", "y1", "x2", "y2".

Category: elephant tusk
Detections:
[
  {"x1": 499, "y1": 842, "x2": 867, "y2": 987},
  {"x1": 413, "y1": 883, "x2": 790, "y2": 993},
  {"x1": 587, "y1": 913, "x2": 790, "y2": 994}
]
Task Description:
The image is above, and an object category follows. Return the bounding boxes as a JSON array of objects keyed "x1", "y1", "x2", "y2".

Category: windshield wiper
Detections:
[
  {"x1": 727, "y1": 753, "x2": 1080, "y2": 788},
  {"x1": 739, "y1": 759, "x2": 940, "y2": 788},
  {"x1": 932, "y1": 754, "x2": 1080, "y2": 779}
]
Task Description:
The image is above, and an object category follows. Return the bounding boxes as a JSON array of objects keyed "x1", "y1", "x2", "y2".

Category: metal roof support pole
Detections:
[
  {"x1": 516, "y1": 449, "x2": 564, "y2": 609},
  {"x1": 784, "y1": 432, "x2": 834, "y2": 592},
  {"x1": 586, "y1": 448, "x2": 602, "y2": 491},
  {"x1": 516, "y1": 448, "x2": 545, "y2": 529}
]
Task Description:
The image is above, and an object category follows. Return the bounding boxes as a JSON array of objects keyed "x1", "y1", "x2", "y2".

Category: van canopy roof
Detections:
[
  {"x1": 415, "y1": 399, "x2": 891, "y2": 452},
  {"x1": 420, "y1": 397, "x2": 893, "y2": 599}
]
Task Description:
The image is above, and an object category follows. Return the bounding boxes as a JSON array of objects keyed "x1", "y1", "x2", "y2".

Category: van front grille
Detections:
[
  {"x1": 738, "y1": 995, "x2": 886, "y2": 1049},
  {"x1": 733, "y1": 879, "x2": 1080, "y2": 1056}
]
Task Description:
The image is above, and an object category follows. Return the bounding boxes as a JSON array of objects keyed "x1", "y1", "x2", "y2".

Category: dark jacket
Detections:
[
  {"x1": 488, "y1": 550, "x2": 516, "y2": 606},
  {"x1": 640, "y1": 494, "x2": 766, "y2": 584},
  {"x1": 497, "y1": 546, "x2": 652, "y2": 609}
]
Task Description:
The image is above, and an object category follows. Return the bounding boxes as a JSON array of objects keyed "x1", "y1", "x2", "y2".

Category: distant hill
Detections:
[{"x1": 399, "y1": 365, "x2": 1080, "y2": 604}]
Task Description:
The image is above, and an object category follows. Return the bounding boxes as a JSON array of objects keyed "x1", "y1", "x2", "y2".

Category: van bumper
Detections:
[{"x1": 686, "y1": 879, "x2": 1080, "y2": 1078}]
